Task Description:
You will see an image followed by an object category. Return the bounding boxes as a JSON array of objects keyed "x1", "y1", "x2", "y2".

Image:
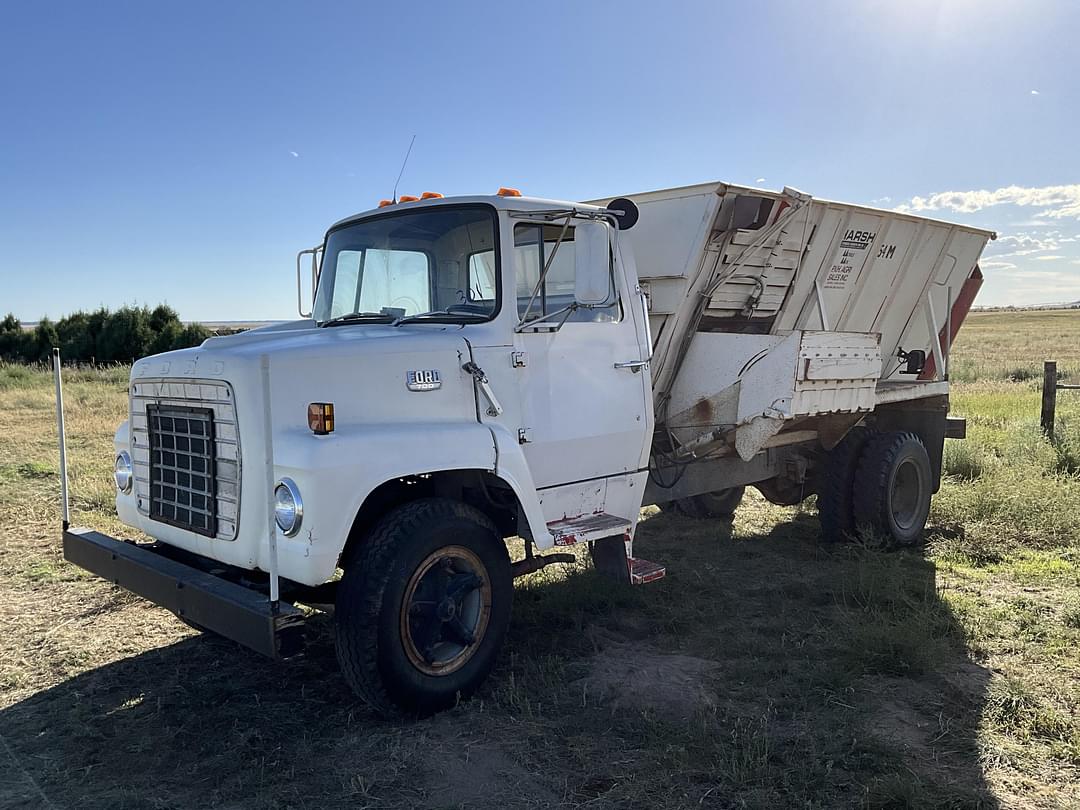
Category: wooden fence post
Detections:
[{"x1": 1041, "y1": 361, "x2": 1057, "y2": 440}]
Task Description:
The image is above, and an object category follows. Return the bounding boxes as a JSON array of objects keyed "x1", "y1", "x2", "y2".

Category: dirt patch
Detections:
[
  {"x1": 868, "y1": 698, "x2": 933, "y2": 755},
  {"x1": 415, "y1": 717, "x2": 558, "y2": 809},
  {"x1": 575, "y1": 639, "x2": 719, "y2": 719}
]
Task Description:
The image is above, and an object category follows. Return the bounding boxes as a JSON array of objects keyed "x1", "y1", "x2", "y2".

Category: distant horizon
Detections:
[{"x1": 14, "y1": 305, "x2": 1080, "y2": 332}]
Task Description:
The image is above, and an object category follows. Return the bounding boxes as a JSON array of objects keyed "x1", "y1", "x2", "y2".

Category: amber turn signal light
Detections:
[{"x1": 308, "y1": 402, "x2": 334, "y2": 435}]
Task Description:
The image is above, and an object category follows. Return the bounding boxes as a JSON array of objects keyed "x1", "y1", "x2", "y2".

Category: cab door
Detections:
[{"x1": 500, "y1": 220, "x2": 652, "y2": 490}]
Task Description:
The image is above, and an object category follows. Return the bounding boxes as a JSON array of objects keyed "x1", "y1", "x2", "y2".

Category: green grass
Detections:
[
  {"x1": 1, "y1": 311, "x2": 1079, "y2": 808},
  {"x1": 949, "y1": 309, "x2": 1080, "y2": 384}
]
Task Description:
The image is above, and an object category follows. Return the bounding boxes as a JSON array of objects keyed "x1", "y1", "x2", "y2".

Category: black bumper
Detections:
[{"x1": 63, "y1": 527, "x2": 304, "y2": 658}]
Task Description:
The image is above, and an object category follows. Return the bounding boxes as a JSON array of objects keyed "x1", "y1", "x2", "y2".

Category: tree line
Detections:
[{"x1": 0, "y1": 305, "x2": 212, "y2": 364}]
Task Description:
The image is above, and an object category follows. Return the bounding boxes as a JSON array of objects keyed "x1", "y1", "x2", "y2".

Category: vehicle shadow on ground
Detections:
[{"x1": 1, "y1": 510, "x2": 996, "y2": 809}]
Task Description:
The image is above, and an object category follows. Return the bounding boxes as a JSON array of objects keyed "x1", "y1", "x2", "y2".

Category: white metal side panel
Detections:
[
  {"x1": 775, "y1": 204, "x2": 845, "y2": 332},
  {"x1": 868, "y1": 226, "x2": 951, "y2": 365},
  {"x1": 664, "y1": 332, "x2": 788, "y2": 427},
  {"x1": 602, "y1": 189, "x2": 719, "y2": 280},
  {"x1": 814, "y1": 209, "x2": 892, "y2": 329},
  {"x1": 840, "y1": 218, "x2": 923, "y2": 333},
  {"x1": 885, "y1": 230, "x2": 987, "y2": 380}
]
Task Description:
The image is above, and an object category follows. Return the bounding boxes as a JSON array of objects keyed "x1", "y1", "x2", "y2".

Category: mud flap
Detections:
[{"x1": 590, "y1": 535, "x2": 666, "y2": 585}]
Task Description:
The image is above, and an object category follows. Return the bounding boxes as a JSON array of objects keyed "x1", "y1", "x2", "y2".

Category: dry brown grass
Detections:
[{"x1": 1, "y1": 311, "x2": 1079, "y2": 808}]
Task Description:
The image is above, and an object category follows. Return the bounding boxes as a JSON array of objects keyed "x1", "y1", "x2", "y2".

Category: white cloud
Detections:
[
  {"x1": 755, "y1": 177, "x2": 766, "y2": 183},
  {"x1": 1033, "y1": 254, "x2": 1066, "y2": 261},
  {"x1": 985, "y1": 233, "x2": 1061, "y2": 258},
  {"x1": 979, "y1": 260, "x2": 1018, "y2": 271},
  {"x1": 1003, "y1": 269, "x2": 1072, "y2": 280},
  {"x1": 895, "y1": 183, "x2": 1080, "y2": 220},
  {"x1": 1031, "y1": 89, "x2": 1040, "y2": 95},
  {"x1": 289, "y1": 151, "x2": 300, "y2": 158}
]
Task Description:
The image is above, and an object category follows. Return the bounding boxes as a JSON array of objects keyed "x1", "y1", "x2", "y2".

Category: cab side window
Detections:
[{"x1": 513, "y1": 223, "x2": 618, "y2": 323}]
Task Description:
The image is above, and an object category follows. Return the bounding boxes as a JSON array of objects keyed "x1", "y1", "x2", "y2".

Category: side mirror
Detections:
[
  {"x1": 574, "y1": 221, "x2": 611, "y2": 306},
  {"x1": 296, "y1": 246, "x2": 322, "y2": 318}
]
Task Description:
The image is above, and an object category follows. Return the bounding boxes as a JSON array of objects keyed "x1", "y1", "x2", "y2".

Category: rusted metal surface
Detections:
[
  {"x1": 547, "y1": 512, "x2": 632, "y2": 547},
  {"x1": 628, "y1": 558, "x2": 666, "y2": 585}
]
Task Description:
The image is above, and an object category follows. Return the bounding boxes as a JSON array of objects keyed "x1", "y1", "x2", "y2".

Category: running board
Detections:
[{"x1": 547, "y1": 513, "x2": 632, "y2": 547}]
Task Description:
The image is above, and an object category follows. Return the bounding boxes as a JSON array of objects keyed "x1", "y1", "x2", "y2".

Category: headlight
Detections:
[
  {"x1": 114, "y1": 451, "x2": 133, "y2": 493},
  {"x1": 274, "y1": 478, "x2": 303, "y2": 536}
]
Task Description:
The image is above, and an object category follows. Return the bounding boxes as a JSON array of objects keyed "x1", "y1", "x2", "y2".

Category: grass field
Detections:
[{"x1": 1, "y1": 309, "x2": 1079, "y2": 809}]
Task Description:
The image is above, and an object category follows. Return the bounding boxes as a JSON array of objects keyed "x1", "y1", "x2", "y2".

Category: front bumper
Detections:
[{"x1": 63, "y1": 527, "x2": 304, "y2": 658}]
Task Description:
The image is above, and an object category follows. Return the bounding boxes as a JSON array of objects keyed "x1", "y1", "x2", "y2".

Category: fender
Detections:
[
  {"x1": 485, "y1": 423, "x2": 554, "y2": 550},
  {"x1": 270, "y1": 421, "x2": 551, "y2": 584}
]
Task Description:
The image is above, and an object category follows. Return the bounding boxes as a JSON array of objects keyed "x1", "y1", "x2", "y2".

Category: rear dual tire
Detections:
[
  {"x1": 818, "y1": 429, "x2": 932, "y2": 546},
  {"x1": 852, "y1": 432, "x2": 933, "y2": 546}
]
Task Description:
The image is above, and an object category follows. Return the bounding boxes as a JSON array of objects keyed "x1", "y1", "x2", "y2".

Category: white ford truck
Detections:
[{"x1": 61, "y1": 182, "x2": 993, "y2": 715}]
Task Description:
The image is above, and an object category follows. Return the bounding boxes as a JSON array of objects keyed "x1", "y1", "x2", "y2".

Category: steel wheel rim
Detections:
[
  {"x1": 889, "y1": 458, "x2": 923, "y2": 531},
  {"x1": 400, "y1": 545, "x2": 491, "y2": 677}
]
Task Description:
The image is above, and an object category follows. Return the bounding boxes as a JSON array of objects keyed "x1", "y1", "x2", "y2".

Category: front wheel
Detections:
[{"x1": 334, "y1": 498, "x2": 512, "y2": 716}]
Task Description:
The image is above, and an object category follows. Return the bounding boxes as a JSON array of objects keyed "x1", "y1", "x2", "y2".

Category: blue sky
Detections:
[{"x1": 2, "y1": 0, "x2": 1078, "y2": 321}]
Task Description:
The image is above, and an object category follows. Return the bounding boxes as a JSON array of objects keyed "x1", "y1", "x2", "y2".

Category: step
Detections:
[
  {"x1": 546, "y1": 513, "x2": 632, "y2": 547},
  {"x1": 629, "y1": 558, "x2": 666, "y2": 585}
]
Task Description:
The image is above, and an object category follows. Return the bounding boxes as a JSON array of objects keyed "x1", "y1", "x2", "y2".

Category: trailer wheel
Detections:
[
  {"x1": 673, "y1": 487, "x2": 745, "y2": 519},
  {"x1": 852, "y1": 432, "x2": 932, "y2": 546},
  {"x1": 817, "y1": 426, "x2": 875, "y2": 542},
  {"x1": 334, "y1": 498, "x2": 512, "y2": 717}
]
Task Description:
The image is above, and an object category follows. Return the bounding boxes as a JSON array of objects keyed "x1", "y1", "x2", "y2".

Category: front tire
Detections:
[{"x1": 334, "y1": 498, "x2": 512, "y2": 716}]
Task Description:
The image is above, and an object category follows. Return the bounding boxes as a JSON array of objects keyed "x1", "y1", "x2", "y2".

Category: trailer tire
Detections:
[
  {"x1": 673, "y1": 487, "x2": 745, "y2": 519},
  {"x1": 334, "y1": 498, "x2": 512, "y2": 717},
  {"x1": 852, "y1": 431, "x2": 932, "y2": 546},
  {"x1": 817, "y1": 426, "x2": 875, "y2": 542}
]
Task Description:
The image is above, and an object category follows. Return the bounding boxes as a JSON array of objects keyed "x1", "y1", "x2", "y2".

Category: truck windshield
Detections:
[{"x1": 314, "y1": 205, "x2": 499, "y2": 325}]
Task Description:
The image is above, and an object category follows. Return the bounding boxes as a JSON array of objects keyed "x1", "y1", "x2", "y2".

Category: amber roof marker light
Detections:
[{"x1": 497, "y1": 187, "x2": 522, "y2": 197}]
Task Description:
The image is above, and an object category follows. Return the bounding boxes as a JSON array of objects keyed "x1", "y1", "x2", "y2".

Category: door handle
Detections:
[{"x1": 614, "y1": 359, "x2": 650, "y2": 373}]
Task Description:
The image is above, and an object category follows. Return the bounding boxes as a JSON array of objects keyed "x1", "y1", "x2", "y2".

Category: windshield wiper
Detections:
[
  {"x1": 392, "y1": 310, "x2": 488, "y2": 327},
  {"x1": 321, "y1": 311, "x2": 397, "y2": 328}
]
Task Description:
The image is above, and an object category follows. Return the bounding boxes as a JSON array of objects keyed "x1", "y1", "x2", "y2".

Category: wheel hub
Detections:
[
  {"x1": 436, "y1": 598, "x2": 457, "y2": 621},
  {"x1": 400, "y1": 546, "x2": 492, "y2": 676}
]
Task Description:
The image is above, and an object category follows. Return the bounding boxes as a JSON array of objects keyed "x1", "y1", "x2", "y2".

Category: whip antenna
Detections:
[{"x1": 391, "y1": 134, "x2": 417, "y2": 203}]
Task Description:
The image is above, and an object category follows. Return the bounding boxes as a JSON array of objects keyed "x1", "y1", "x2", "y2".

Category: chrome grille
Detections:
[
  {"x1": 130, "y1": 378, "x2": 240, "y2": 540},
  {"x1": 147, "y1": 405, "x2": 216, "y2": 536}
]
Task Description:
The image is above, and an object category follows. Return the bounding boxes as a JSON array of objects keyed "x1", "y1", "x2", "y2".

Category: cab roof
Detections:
[{"x1": 327, "y1": 194, "x2": 602, "y2": 233}]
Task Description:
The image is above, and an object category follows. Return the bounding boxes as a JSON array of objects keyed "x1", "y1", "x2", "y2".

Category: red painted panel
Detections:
[{"x1": 918, "y1": 265, "x2": 984, "y2": 381}]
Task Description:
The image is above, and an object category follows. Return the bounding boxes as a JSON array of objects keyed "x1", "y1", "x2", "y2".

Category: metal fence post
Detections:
[
  {"x1": 1041, "y1": 361, "x2": 1057, "y2": 440},
  {"x1": 53, "y1": 348, "x2": 71, "y2": 530}
]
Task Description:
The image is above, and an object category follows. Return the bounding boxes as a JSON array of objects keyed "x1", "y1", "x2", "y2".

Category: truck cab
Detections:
[{"x1": 72, "y1": 191, "x2": 659, "y2": 715}]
